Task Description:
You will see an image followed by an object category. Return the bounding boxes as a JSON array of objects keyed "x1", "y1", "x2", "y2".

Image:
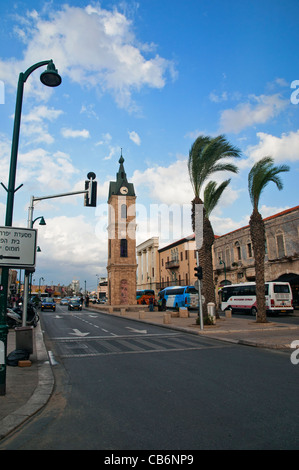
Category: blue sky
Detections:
[{"x1": 0, "y1": 0, "x2": 298, "y2": 291}]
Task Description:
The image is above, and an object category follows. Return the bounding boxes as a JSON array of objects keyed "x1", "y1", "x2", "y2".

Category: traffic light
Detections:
[
  {"x1": 84, "y1": 176, "x2": 97, "y2": 207},
  {"x1": 194, "y1": 265, "x2": 203, "y2": 280}
]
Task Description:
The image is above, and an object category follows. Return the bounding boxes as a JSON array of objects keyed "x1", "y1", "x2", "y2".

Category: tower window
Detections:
[
  {"x1": 121, "y1": 204, "x2": 127, "y2": 219},
  {"x1": 120, "y1": 239, "x2": 128, "y2": 257}
]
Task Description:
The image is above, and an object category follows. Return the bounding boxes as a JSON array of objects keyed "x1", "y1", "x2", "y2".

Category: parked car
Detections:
[
  {"x1": 68, "y1": 299, "x2": 82, "y2": 311},
  {"x1": 60, "y1": 297, "x2": 69, "y2": 306},
  {"x1": 41, "y1": 297, "x2": 56, "y2": 311}
]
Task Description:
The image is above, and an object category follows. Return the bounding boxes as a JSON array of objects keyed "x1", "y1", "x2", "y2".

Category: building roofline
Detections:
[
  {"x1": 216, "y1": 205, "x2": 299, "y2": 239},
  {"x1": 156, "y1": 205, "x2": 299, "y2": 251},
  {"x1": 158, "y1": 234, "x2": 195, "y2": 252}
]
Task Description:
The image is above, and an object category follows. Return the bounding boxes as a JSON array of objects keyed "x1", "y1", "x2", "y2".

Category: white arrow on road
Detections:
[
  {"x1": 69, "y1": 329, "x2": 90, "y2": 337},
  {"x1": 125, "y1": 327, "x2": 147, "y2": 334}
]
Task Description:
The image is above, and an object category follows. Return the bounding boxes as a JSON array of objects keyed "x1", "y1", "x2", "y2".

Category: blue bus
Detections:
[{"x1": 158, "y1": 285, "x2": 198, "y2": 310}]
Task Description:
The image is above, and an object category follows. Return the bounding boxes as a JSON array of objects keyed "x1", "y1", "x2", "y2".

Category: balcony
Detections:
[{"x1": 165, "y1": 259, "x2": 179, "y2": 269}]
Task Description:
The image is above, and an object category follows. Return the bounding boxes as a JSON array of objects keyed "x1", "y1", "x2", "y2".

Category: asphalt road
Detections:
[{"x1": 1, "y1": 303, "x2": 298, "y2": 450}]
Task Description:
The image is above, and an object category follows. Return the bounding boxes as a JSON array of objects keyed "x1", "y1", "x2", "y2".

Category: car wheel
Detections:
[{"x1": 251, "y1": 306, "x2": 257, "y2": 316}]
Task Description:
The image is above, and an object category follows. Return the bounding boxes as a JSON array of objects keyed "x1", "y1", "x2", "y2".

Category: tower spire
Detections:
[{"x1": 117, "y1": 148, "x2": 126, "y2": 183}]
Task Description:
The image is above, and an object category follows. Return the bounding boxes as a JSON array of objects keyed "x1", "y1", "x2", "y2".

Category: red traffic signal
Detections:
[{"x1": 194, "y1": 266, "x2": 203, "y2": 280}]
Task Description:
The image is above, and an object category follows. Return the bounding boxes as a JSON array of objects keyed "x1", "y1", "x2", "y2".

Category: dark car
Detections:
[
  {"x1": 41, "y1": 297, "x2": 56, "y2": 311},
  {"x1": 68, "y1": 299, "x2": 82, "y2": 311}
]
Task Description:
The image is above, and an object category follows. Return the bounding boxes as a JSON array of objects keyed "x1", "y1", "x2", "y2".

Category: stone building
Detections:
[
  {"x1": 136, "y1": 206, "x2": 299, "y2": 307},
  {"x1": 213, "y1": 206, "x2": 299, "y2": 307}
]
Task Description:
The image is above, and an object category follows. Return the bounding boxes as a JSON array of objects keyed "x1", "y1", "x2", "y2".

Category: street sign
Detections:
[{"x1": 0, "y1": 227, "x2": 37, "y2": 268}]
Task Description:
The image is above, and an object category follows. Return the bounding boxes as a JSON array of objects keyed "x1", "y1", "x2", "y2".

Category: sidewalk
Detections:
[
  {"x1": 0, "y1": 307, "x2": 298, "y2": 442},
  {"x1": 0, "y1": 321, "x2": 54, "y2": 440}
]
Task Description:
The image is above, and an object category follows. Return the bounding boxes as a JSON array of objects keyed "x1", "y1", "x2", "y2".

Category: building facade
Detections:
[
  {"x1": 137, "y1": 237, "x2": 159, "y2": 292},
  {"x1": 137, "y1": 235, "x2": 198, "y2": 293},
  {"x1": 136, "y1": 206, "x2": 299, "y2": 307},
  {"x1": 213, "y1": 206, "x2": 299, "y2": 307}
]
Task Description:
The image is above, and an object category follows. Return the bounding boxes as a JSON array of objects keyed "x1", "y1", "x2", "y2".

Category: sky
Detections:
[{"x1": 0, "y1": 0, "x2": 298, "y2": 292}]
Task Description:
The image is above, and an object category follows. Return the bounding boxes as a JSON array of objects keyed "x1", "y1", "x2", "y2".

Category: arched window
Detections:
[
  {"x1": 276, "y1": 230, "x2": 285, "y2": 258},
  {"x1": 234, "y1": 241, "x2": 241, "y2": 261},
  {"x1": 120, "y1": 239, "x2": 128, "y2": 257}
]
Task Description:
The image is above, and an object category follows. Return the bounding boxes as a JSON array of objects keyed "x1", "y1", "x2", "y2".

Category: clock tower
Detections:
[{"x1": 107, "y1": 153, "x2": 137, "y2": 305}]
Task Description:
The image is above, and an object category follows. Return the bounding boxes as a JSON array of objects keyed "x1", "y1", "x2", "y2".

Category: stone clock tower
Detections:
[{"x1": 107, "y1": 153, "x2": 137, "y2": 305}]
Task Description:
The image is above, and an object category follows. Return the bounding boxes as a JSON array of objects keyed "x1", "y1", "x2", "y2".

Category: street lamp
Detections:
[
  {"x1": 219, "y1": 259, "x2": 226, "y2": 282},
  {"x1": 0, "y1": 60, "x2": 61, "y2": 395},
  {"x1": 22, "y1": 215, "x2": 46, "y2": 325}
]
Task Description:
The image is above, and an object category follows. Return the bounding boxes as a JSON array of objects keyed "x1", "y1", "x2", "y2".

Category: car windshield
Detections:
[{"x1": 45, "y1": 297, "x2": 54, "y2": 302}]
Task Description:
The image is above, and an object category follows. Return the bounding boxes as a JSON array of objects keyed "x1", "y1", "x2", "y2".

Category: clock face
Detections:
[{"x1": 120, "y1": 186, "x2": 128, "y2": 195}]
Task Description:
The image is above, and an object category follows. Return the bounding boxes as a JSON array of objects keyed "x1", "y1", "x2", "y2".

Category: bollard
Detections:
[
  {"x1": 225, "y1": 309, "x2": 232, "y2": 318},
  {"x1": 163, "y1": 313, "x2": 171, "y2": 324},
  {"x1": 120, "y1": 308, "x2": 126, "y2": 316},
  {"x1": 179, "y1": 307, "x2": 189, "y2": 318},
  {"x1": 207, "y1": 302, "x2": 216, "y2": 324},
  {"x1": 139, "y1": 311, "x2": 145, "y2": 319}
]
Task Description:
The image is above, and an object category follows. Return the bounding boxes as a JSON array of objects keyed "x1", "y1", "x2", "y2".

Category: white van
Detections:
[{"x1": 220, "y1": 281, "x2": 293, "y2": 315}]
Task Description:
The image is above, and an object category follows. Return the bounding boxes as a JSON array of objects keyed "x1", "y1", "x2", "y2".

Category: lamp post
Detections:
[
  {"x1": 219, "y1": 259, "x2": 226, "y2": 282},
  {"x1": 22, "y1": 215, "x2": 46, "y2": 326},
  {"x1": 0, "y1": 60, "x2": 61, "y2": 395}
]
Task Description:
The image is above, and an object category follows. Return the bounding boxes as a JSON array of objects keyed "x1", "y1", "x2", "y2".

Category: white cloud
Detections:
[
  {"x1": 61, "y1": 128, "x2": 90, "y2": 139},
  {"x1": 129, "y1": 130, "x2": 141, "y2": 145},
  {"x1": 219, "y1": 93, "x2": 288, "y2": 133},
  {"x1": 209, "y1": 91, "x2": 228, "y2": 103},
  {"x1": 133, "y1": 158, "x2": 193, "y2": 205},
  {"x1": 246, "y1": 130, "x2": 299, "y2": 163},
  {"x1": 17, "y1": 105, "x2": 63, "y2": 145},
  {"x1": 1, "y1": 4, "x2": 176, "y2": 110},
  {"x1": 210, "y1": 214, "x2": 250, "y2": 236},
  {"x1": 17, "y1": 148, "x2": 79, "y2": 192},
  {"x1": 37, "y1": 215, "x2": 106, "y2": 275},
  {"x1": 22, "y1": 105, "x2": 63, "y2": 123}
]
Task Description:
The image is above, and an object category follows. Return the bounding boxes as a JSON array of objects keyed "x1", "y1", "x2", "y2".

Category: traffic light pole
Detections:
[{"x1": 22, "y1": 175, "x2": 97, "y2": 326}]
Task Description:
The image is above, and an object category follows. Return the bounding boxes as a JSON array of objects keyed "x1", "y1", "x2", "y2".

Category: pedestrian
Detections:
[{"x1": 149, "y1": 296, "x2": 154, "y2": 312}]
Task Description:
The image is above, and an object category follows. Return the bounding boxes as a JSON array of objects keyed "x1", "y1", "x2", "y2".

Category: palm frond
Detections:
[
  {"x1": 248, "y1": 156, "x2": 290, "y2": 209},
  {"x1": 188, "y1": 134, "x2": 241, "y2": 198},
  {"x1": 204, "y1": 179, "x2": 231, "y2": 217}
]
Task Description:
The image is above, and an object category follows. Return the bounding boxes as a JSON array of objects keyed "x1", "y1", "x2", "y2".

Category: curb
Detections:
[{"x1": 0, "y1": 321, "x2": 54, "y2": 440}]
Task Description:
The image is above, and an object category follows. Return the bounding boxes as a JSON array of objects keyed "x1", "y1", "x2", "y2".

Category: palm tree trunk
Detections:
[
  {"x1": 192, "y1": 197, "x2": 216, "y2": 318},
  {"x1": 203, "y1": 215, "x2": 217, "y2": 317},
  {"x1": 249, "y1": 207, "x2": 267, "y2": 323}
]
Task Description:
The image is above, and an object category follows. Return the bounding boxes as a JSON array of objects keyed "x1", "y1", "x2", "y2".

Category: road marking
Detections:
[
  {"x1": 48, "y1": 350, "x2": 58, "y2": 365},
  {"x1": 69, "y1": 329, "x2": 90, "y2": 337},
  {"x1": 125, "y1": 327, "x2": 147, "y2": 334}
]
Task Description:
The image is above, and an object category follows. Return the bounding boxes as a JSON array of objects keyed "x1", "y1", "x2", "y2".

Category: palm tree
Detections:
[
  {"x1": 188, "y1": 135, "x2": 241, "y2": 316},
  {"x1": 204, "y1": 179, "x2": 231, "y2": 218},
  {"x1": 203, "y1": 179, "x2": 231, "y2": 318},
  {"x1": 248, "y1": 156, "x2": 290, "y2": 323}
]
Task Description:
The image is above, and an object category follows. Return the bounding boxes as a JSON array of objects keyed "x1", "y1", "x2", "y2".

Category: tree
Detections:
[
  {"x1": 248, "y1": 156, "x2": 290, "y2": 323},
  {"x1": 203, "y1": 179, "x2": 231, "y2": 218},
  {"x1": 188, "y1": 135, "x2": 241, "y2": 316}
]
